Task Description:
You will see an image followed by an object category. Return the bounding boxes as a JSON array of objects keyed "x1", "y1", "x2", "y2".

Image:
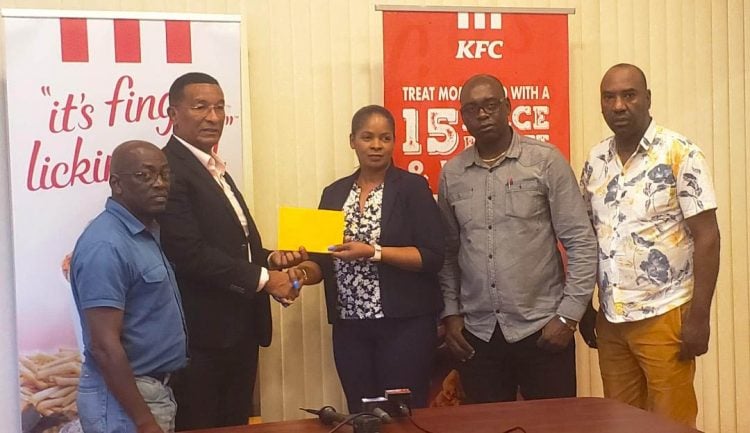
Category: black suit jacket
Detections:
[
  {"x1": 313, "y1": 165, "x2": 445, "y2": 324},
  {"x1": 158, "y1": 136, "x2": 272, "y2": 350}
]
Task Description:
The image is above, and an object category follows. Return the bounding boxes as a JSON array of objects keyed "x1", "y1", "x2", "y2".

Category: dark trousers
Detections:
[
  {"x1": 173, "y1": 337, "x2": 259, "y2": 430},
  {"x1": 458, "y1": 324, "x2": 576, "y2": 403},
  {"x1": 332, "y1": 315, "x2": 437, "y2": 413}
]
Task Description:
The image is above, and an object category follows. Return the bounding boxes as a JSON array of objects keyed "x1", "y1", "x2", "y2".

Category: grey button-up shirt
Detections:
[{"x1": 437, "y1": 131, "x2": 597, "y2": 343}]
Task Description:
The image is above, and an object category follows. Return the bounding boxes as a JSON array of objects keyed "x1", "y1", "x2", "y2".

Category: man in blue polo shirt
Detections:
[{"x1": 70, "y1": 140, "x2": 187, "y2": 433}]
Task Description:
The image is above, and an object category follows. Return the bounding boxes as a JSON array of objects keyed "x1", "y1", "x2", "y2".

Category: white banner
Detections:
[{"x1": 1, "y1": 10, "x2": 243, "y2": 432}]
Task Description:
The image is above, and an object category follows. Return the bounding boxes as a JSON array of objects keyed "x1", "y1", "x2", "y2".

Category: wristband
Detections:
[{"x1": 371, "y1": 243, "x2": 382, "y2": 262}]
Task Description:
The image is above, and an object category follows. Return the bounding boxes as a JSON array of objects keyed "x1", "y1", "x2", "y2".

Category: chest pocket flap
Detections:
[
  {"x1": 505, "y1": 179, "x2": 545, "y2": 219},
  {"x1": 142, "y1": 264, "x2": 168, "y2": 283},
  {"x1": 448, "y1": 189, "x2": 474, "y2": 227}
]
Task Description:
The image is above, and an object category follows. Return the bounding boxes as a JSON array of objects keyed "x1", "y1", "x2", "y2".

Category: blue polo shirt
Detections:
[{"x1": 71, "y1": 198, "x2": 187, "y2": 375}]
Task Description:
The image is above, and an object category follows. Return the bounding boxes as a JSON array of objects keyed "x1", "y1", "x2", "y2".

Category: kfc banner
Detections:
[
  {"x1": 380, "y1": 7, "x2": 572, "y2": 192},
  {"x1": 1, "y1": 9, "x2": 244, "y2": 432}
]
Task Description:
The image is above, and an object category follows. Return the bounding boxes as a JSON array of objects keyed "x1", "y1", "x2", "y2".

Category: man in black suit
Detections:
[{"x1": 158, "y1": 72, "x2": 305, "y2": 430}]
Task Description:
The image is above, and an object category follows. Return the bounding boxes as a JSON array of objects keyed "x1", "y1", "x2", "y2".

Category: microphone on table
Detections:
[
  {"x1": 301, "y1": 406, "x2": 382, "y2": 433},
  {"x1": 302, "y1": 389, "x2": 412, "y2": 432},
  {"x1": 361, "y1": 397, "x2": 393, "y2": 423},
  {"x1": 361, "y1": 388, "x2": 413, "y2": 420},
  {"x1": 385, "y1": 388, "x2": 412, "y2": 416},
  {"x1": 300, "y1": 405, "x2": 347, "y2": 425}
]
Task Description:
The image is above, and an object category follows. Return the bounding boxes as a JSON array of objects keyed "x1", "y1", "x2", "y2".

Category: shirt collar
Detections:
[
  {"x1": 640, "y1": 119, "x2": 657, "y2": 150},
  {"x1": 172, "y1": 134, "x2": 226, "y2": 175},
  {"x1": 173, "y1": 135, "x2": 211, "y2": 168},
  {"x1": 607, "y1": 118, "x2": 657, "y2": 156},
  {"x1": 209, "y1": 151, "x2": 227, "y2": 177},
  {"x1": 105, "y1": 197, "x2": 147, "y2": 235},
  {"x1": 465, "y1": 127, "x2": 520, "y2": 168}
]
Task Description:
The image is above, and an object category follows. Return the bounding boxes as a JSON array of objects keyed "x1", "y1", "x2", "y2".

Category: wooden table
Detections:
[{"x1": 184, "y1": 397, "x2": 701, "y2": 433}]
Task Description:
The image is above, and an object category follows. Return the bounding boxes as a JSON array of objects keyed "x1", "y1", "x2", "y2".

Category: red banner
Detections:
[{"x1": 383, "y1": 9, "x2": 571, "y2": 192}]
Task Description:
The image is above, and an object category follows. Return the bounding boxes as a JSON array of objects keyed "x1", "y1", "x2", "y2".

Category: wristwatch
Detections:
[
  {"x1": 557, "y1": 315, "x2": 577, "y2": 332},
  {"x1": 371, "y1": 243, "x2": 382, "y2": 262}
]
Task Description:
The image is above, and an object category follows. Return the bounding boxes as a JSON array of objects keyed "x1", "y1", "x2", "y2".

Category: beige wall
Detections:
[{"x1": 1, "y1": 1, "x2": 747, "y2": 432}]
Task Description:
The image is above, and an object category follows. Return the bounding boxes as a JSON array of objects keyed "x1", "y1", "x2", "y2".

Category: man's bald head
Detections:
[
  {"x1": 460, "y1": 74, "x2": 506, "y2": 103},
  {"x1": 601, "y1": 63, "x2": 648, "y2": 91},
  {"x1": 109, "y1": 140, "x2": 170, "y2": 224},
  {"x1": 458, "y1": 74, "x2": 512, "y2": 148},
  {"x1": 600, "y1": 63, "x2": 652, "y2": 140},
  {"x1": 110, "y1": 140, "x2": 163, "y2": 174}
]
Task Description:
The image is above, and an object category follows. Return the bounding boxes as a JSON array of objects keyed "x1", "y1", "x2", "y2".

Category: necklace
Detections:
[{"x1": 480, "y1": 151, "x2": 506, "y2": 164}]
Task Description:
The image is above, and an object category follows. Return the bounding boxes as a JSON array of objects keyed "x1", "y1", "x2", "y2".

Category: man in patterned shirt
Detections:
[{"x1": 579, "y1": 63, "x2": 721, "y2": 426}]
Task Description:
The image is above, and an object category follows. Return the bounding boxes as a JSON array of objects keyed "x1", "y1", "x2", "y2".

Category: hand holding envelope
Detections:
[
  {"x1": 269, "y1": 247, "x2": 309, "y2": 270},
  {"x1": 327, "y1": 239, "x2": 376, "y2": 261},
  {"x1": 272, "y1": 207, "x2": 345, "y2": 307}
]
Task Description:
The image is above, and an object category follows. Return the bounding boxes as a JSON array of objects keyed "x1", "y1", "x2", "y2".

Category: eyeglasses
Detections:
[
  {"x1": 115, "y1": 169, "x2": 171, "y2": 185},
  {"x1": 460, "y1": 98, "x2": 506, "y2": 117},
  {"x1": 185, "y1": 103, "x2": 229, "y2": 117}
]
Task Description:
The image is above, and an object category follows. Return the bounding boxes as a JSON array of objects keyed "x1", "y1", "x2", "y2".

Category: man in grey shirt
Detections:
[{"x1": 438, "y1": 74, "x2": 597, "y2": 402}]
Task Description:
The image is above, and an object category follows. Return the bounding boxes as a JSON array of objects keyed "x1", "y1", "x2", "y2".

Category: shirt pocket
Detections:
[
  {"x1": 505, "y1": 179, "x2": 545, "y2": 219},
  {"x1": 448, "y1": 189, "x2": 475, "y2": 227},
  {"x1": 138, "y1": 264, "x2": 171, "y2": 312},
  {"x1": 142, "y1": 264, "x2": 168, "y2": 284}
]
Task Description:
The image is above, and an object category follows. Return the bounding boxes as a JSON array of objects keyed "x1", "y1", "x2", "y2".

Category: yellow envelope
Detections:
[{"x1": 277, "y1": 207, "x2": 345, "y2": 254}]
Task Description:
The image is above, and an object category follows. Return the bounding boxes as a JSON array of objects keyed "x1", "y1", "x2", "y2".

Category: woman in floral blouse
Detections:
[{"x1": 295, "y1": 105, "x2": 445, "y2": 413}]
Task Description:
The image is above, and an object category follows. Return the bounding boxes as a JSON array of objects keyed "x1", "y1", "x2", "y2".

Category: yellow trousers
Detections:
[{"x1": 596, "y1": 304, "x2": 697, "y2": 427}]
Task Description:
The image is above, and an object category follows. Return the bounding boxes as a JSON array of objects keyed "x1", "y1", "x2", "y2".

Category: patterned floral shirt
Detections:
[
  {"x1": 334, "y1": 182, "x2": 384, "y2": 319},
  {"x1": 580, "y1": 121, "x2": 717, "y2": 322}
]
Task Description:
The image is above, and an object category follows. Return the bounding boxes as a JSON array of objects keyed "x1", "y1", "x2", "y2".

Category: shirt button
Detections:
[
  {"x1": 495, "y1": 309, "x2": 501, "y2": 313},
  {"x1": 488, "y1": 225, "x2": 492, "y2": 230},
  {"x1": 488, "y1": 196, "x2": 492, "y2": 200},
  {"x1": 489, "y1": 254, "x2": 493, "y2": 259},
  {"x1": 491, "y1": 284, "x2": 496, "y2": 288}
]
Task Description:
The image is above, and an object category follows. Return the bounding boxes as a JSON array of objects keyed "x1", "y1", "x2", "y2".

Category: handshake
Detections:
[{"x1": 264, "y1": 246, "x2": 311, "y2": 307}]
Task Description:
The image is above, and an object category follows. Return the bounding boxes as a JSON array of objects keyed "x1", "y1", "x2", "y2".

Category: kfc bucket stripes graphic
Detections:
[
  {"x1": 60, "y1": 18, "x2": 88, "y2": 62},
  {"x1": 113, "y1": 20, "x2": 141, "y2": 63},
  {"x1": 457, "y1": 12, "x2": 502, "y2": 30},
  {"x1": 1, "y1": 10, "x2": 242, "y2": 431},
  {"x1": 59, "y1": 18, "x2": 193, "y2": 63},
  {"x1": 165, "y1": 20, "x2": 192, "y2": 63}
]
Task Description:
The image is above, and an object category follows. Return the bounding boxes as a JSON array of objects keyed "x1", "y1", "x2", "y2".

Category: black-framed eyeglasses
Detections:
[
  {"x1": 460, "y1": 97, "x2": 506, "y2": 117},
  {"x1": 115, "y1": 169, "x2": 171, "y2": 185}
]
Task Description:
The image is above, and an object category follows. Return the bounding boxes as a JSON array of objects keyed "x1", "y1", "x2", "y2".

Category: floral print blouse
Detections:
[
  {"x1": 334, "y1": 182, "x2": 384, "y2": 319},
  {"x1": 580, "y1": 121, "x2": 717, "y2": 322}
]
